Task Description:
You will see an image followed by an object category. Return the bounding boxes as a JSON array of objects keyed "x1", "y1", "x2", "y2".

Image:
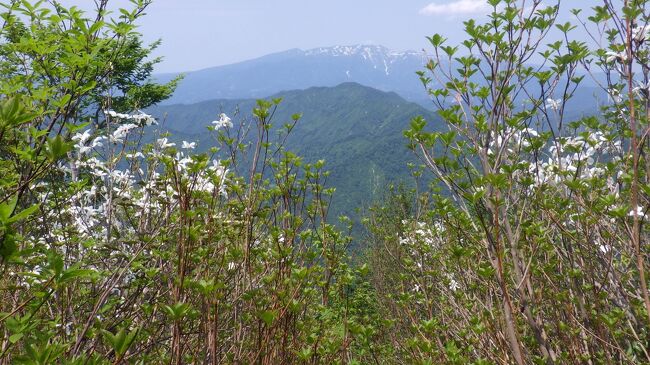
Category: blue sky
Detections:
[
  {"x1": 137, "y1": 0, "x2": 485, "y2": 72},
  {"x1": 61, "y1": 0, "x2": 594, "y2": 73}
]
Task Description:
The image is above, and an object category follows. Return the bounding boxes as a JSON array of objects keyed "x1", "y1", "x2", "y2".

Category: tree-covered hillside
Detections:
[{"x1": 148, "y1": 82, "x2": 440, "y2": 219}]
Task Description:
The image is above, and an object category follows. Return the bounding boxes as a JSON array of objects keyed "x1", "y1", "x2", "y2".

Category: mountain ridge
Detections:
[
  {"x1": 154, "y1": 45, "x2": 431, "y2": 106},
  {"x1": 156, "y1": 45, "x2": 425, "y2": 76}
]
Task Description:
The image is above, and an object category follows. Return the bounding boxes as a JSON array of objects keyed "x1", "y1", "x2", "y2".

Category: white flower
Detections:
[
  {"x1": 78, "y1": 145, "x2": 93, "y2": 154},
  {"x1": 111, "y1": 123, "x2": 139, "y2": 143},
  {"x1": 447, "y1": 274, "x2": 459, "y2": 292},
  {"x1": 107, "y1": 109, "x2": 156, "y2": 125},
  {"x1": 607, "y1": 88, "x2": 623, "y2": 103},
  {"x1": 208, "y1": 159, "x2": 227, "y2": 175},
  {"x1": 212, "y1": 113, "x2": 233, "y2": 129},
  {"x1": 595, "y1": 238, "x2": 611, "y2": 254},
  {"x1": 72, "y1": 129, "x2": 92, "y2": 144},
  {"x1": 181, "y1": 141, "x2": 196, "y2": 149},
  {"x1": 628, "y1": 206, "x2": 646, "y2": 219},
  {"x1": 106, "y1": 110, "x2": 130, "y2": 119},
  {"x1": 545, "y1": 98, "x2": 561, "y2": 111},
  {"x1": 177, "y1": 156, "x2": 192, "y2": 170},
  {"x1": 605, "y1": 51, "x2": 628, "y2": 64},
  {"x1": 633, "y1": 24, "x2": 650, "y2": 43},
  {"x1": 72, "y1": 129, "x2": 96, "y2": 155},
  {"x1": 91, "y1": 136, "x2": 106, "y2": 148},
  {"x1": 132, "y1": 111, "x2": 157, "y2": 126},
  {"x1": 633, "y1": 80, "x2": 650, "y2": 98},
  {"x1": 156, "y1": 137, "x2": 176, "y2": 149},
  {"x1": 126, "y1": 152, "x2": 145, "y2": 159}
]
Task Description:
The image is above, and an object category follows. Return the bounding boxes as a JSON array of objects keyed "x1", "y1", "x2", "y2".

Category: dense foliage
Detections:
[
  {"x1": 1, "y1": 0, "x2": 650, "y2": 364},
  {"x1": 366, "y1": 0, "x2": 650, "y2": 363},
  {"x1": 0, "y1": 1, "x2": 370, "y2": 363}
]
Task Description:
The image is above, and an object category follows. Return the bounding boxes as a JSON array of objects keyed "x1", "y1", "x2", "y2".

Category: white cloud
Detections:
[{"x1": 419, "y1": 0, "x2": 491, "y2": 16}]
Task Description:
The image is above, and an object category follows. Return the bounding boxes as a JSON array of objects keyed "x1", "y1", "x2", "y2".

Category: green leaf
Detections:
[
  {"x1": 47, "y1": 252, "x2": 64, "y2": 276},
  {"x1": 427, "y1": 34, "x2": 446, "y2": 47},
  {"x1": 162, "y1": 302, "x2": 191, "y2": 320},
  {"x1": 59, "y1": 268, "x2": 96, "y2": 284},
  {"x1": 0, "y1": 195, "x2": 18, "y2": 222},
  {"x1": 8, "y1": 204, "x2": 39, "y2": 223},
  {"x1": 0, "y1": 231, "x2": 17, "y2": 260},
  {"x1": 258, "y1": 310, "x2": 276, "y2": 326},
  {"x1": 103, "y1": 327, "x2": 139, "y2": 356},
  {"x1": 297, "y1": 347, "x2": 313, "y2": 360},
  {"x1": 9, "y1": 333, "x2": 23, "y2": 344},
  {"x1": 45, "y1": 135, "x2": 72, "y2": 161},
  {"x1": 0, "y1": 96, "x2": 39, "y2": 128}
]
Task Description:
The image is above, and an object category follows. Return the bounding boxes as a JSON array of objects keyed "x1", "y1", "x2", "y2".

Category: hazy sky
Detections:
[
  {"x1": 137, "y1": 0, "x2": 486, "y2": 73},
  {"x1": 61, "y1": 0, "x2": 594, "y2": 73}
]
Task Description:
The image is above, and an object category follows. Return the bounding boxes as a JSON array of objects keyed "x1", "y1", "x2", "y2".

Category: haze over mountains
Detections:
[{"x1": 155, "y1": 45, "x2": 432, "y2": 105}]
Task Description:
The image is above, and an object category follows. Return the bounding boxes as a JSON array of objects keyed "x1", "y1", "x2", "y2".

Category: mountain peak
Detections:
[{"x1": 331, "y1": 81, "x2": 397, "y2": 95}]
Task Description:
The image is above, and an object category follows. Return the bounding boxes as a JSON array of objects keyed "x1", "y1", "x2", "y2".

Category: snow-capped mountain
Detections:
[{"x1": 155, "y1": 45, "x2": 431, "y2": 105}]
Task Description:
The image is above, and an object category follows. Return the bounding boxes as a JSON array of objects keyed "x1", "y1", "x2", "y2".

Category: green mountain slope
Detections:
[{"x1": 148, "y1": 82, "x2": 442, "y2": 219}]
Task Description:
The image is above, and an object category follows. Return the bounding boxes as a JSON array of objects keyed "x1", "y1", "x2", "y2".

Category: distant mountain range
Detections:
[
  {"x1": 148, "y1": 82, "x2": 442, "y2": 219},
  {"x1": 155, "y1": 45, "x2": 432, "y2": 105},
  {"x1": 154, "y1": 44, "x2": 607, "y2": 112}
]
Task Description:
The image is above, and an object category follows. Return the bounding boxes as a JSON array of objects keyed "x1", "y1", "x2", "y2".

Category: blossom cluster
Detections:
[
  {"x1": 525, "y1": 130, "x2": 621, "y2": 188},
  {"x1": 398, "y1": 219, "x2": 462, "y2": 294},
  {"x1": 36, "y1": 113, "x2": 232, "y2": 244},
  {"x1": 487, "y1": 127, "x2": 539, "y2": 157},
  {"x1": 399, "y1": 220, "x2": 440, "y2": 247},
  {"x1": 106, "y1": 109, "x2": 157, "y2": 126}
]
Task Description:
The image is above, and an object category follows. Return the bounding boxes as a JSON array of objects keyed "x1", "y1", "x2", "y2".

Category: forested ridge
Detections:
[
  {"x1": 1, "y1": 1, "x2": 650, "y2": 364},
  {"x1": 146, "y1": 82, "x2": 441, "y2": 221}
]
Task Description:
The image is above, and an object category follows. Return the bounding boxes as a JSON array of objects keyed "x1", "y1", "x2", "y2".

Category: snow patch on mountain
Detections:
[
  {"x1": 304, "y1": 45, "x2": 420, "y2": 58},
  {"x1": 303, "y1": 45, "x2": 424, "y2": 76}
]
